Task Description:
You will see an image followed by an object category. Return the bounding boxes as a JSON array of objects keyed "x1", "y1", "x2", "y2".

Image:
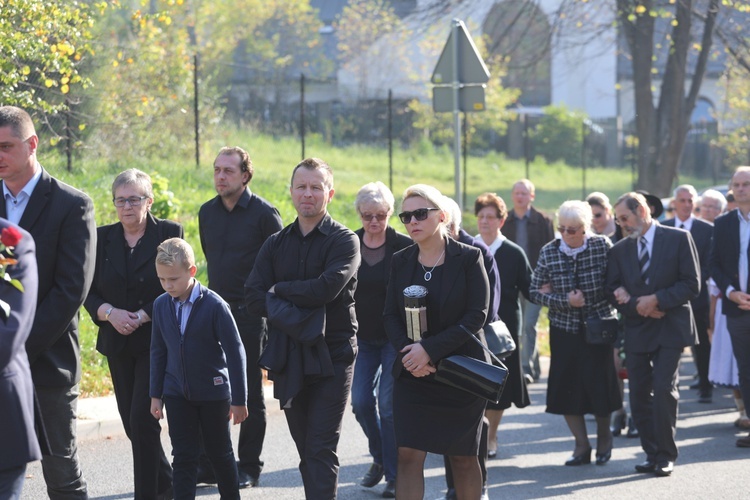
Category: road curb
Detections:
[{"x1": 77, "y1": 384, "x2": 277, "y2": 441}]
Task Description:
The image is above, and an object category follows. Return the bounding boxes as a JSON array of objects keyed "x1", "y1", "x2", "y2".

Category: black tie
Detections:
[{"x1": 639, "y1": 237, "x2": 650, "y2": 284}]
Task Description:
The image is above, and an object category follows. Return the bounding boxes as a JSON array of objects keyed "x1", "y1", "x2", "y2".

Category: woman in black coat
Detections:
[
  {"x1": 384, "y1": 184, "x2": 489, "y2": 500},
  {"x1": 84, "y1": 169, "x2": 182, "y2": 499},
  {"x1": 474, "y1": 192, "x2": 531, "y2": 458}
]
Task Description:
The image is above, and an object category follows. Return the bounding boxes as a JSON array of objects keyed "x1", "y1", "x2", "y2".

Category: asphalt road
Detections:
[{"x1": 21, "y1": 354, "x2": 750, "y2": 499}]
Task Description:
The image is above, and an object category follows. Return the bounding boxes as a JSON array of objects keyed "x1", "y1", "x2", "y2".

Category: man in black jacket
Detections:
[
  {"x1": 501, "y1": 179, "x2": 554, "y2": 383},
  {"x1": 0, "y1": 106, "x2": 95, "y2": 498}
]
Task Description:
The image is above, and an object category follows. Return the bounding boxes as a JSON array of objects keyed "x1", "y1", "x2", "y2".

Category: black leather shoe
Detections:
[
  {"x1": 634, "y1": 459, "x2": 657, "y2": 473},
  {"x1": 565, "y1": 448, "x2": 591, "y2": 466},
  {"x1": 689, "y1": 381, "x2": 700, "y2": 390},
  {"x1": 361, "y1": 463, "x2": 384, "y2": 488},
  {"x1": 238, "y1": 470, "x2": 259, "y2": 488},
  {"x1": 610, "y1": 411, "x2": 626, "y2": 437},
  {"x1": 698, "y1": 388, "x2": 713, "y2": 403},
  {"x1": 595, "y1": 449, "x2": 612, "y2": 465},
  {"x1": 382, "y1": 479, "x2": 396, "y2": 498},
  {"x1": 655, "y1": 461, "x2": 674, "y2": 477}
]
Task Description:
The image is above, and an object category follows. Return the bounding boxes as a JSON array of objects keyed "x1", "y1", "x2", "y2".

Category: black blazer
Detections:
[
  {"x1": 663, "y1": 217, "x2": 712, "y2": 312},
  {"x1": 0, "y1": 219, "x2": 42, "y2": 469},
  {"x1": 501, "y1": 206, "x2": 554, "y2": 267},
  {"x1": 383, "y1": 237, "x2": 489, "y2": 378},
  {"x1": 0, "y1": 168, "x2": 96, "y2": 387},
  {"x1": 84, "y1": 213, "x2": 183, "y2": 356},
  {"x1": 710, "y1": 209, "x2": 749, "y2": 318},
  {"x1": 606, "y1": 224, "x2": 700, "y2": 352},
  {"x1": 494, "y1": 239, "x2": 532, "y2": 338}
]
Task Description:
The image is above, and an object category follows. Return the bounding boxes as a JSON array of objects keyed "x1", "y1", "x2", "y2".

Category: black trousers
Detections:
[
  {"x1": 108, "y1": 347, "x2": 172, "y2": 499},
  {"x1": 692, "y1": 308, "x2": 712, "y2": 392},
  {"x1": 726, "y1": 314, "x2": 750, "y2": 415},
  {"x1": 627, "y1": 346, "x2": 682, "y2": 463},
  {"x1": 235, "y1": 309, "x2": 267, "y2": 477},
  {"x1": 284, "y1": 357, "x2": 354, "y2": 500}
]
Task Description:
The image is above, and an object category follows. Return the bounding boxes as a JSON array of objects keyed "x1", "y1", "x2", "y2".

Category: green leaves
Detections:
[{"x1": 0, "y1": 0, "x2": 95, "y2": 113}]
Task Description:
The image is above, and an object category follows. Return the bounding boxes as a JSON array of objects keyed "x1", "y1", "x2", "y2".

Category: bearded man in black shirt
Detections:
[{"x1": 199, "y1": 146, "x2": 283, "y2": 488}]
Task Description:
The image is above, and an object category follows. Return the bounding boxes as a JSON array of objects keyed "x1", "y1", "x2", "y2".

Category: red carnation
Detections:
[{"x1": 1, "y1": 226, "x2": 22, "y2": 247}]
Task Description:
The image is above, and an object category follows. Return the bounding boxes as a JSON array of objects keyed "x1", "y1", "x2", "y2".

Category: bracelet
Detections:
[
  {"x1": 105, "y1": 306, "x2": 114, "y2": 320},
  {"x1": 136, "y1": 312, "x2": 142, "y2": 324}
]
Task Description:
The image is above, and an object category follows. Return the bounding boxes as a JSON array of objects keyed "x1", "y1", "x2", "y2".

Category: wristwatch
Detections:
[{"x1": 105, "y1": 307, "x2": 114, "y2": 320}]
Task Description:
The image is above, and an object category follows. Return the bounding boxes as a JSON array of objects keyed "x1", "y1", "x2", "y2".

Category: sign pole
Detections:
[{"x1": 451, "y1": 19, "x2": 462, "y2": 211}]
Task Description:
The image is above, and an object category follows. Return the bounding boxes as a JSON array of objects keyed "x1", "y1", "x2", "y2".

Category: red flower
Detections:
[{"x1": 0, "y1": 226, "x2": 22, "y2": 247}]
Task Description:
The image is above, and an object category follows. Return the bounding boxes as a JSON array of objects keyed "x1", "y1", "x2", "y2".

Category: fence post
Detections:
[
  {"x1": 581, "y1": 120, "x2": 587, "y2": 199},
  {"x1": 388, "y1": 89, "x2": 393, "y2": 192},
  {"x1": 65, "y1": 98, "x2": 72, "y2": 172},
  {"x1": 463, "y1": 112, "x2": 468, "y2": 209},
  {"x1": 194, "y1": 53, "x2": 200, "y2": 169},
  {"x1": 524, "y1": 113, "x2": 530, "y2": 179},
  {"x1": 300, "y1": 73, "x2": 306, "y2": 160}
]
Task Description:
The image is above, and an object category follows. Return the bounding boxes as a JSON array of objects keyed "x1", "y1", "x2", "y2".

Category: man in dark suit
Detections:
[
  {"x1": 606, "y1": 192, "x2": 700, "y2": 477},
  {"x1": 0, "y1": 106, "x2": 96, "y2": 498},
  {"x1": 0, "y1": 219, "x2": 40, "y2": 499},
  {"x1": 663, "y1": 184, "x2": 714, "y2": 403},
  {"x1": 709, "y1": 166, "x2": 750, "y2": 448},
  {"x1": 199, "y1": 146, "x2": 283, "y2": 487},
  {"x1": 501, "y1": 179, "x2": 554, "y2": 383}
]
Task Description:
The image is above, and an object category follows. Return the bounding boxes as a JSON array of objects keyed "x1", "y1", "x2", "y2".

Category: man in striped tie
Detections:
[{"x1": 606, "y1": 192, "x2": 700, "y2": 478}]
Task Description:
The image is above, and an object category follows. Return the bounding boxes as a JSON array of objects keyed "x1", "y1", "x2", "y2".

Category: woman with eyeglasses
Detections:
[
  {"x1": 351, "y1": 181, "x2": 412, "y2": 498},
  {"x1": 530, "y1": 200, "x2": 621, "y2": 467},
  {"x1": 384, "y1": 184, "x2": 489, "y2": 500},
  {"x1": 84, "y1": 169, "x2": 181, "y2": 499}
]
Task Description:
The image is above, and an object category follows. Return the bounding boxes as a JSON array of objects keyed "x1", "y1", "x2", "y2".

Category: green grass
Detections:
[{"x1": 38, "y1": 129, "x2": 717, "y2": 395}]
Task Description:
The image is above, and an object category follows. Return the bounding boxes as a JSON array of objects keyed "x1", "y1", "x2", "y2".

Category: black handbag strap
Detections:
[{"x1": 459, "y1": 325, "x2": 504, "y2": 366}]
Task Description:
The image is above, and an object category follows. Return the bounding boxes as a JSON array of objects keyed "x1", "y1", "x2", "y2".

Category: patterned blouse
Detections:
[{"x1": 530, "y1": 233, "x2": 617, "y2": 333}]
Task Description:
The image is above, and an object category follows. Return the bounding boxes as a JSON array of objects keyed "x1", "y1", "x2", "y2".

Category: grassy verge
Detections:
[{"x1": 41, "y1": 129, "x2": 714, "y2": 396}]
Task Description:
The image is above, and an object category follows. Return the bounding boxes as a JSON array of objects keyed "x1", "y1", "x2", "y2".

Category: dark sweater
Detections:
[{"x1": 150, "y1": 282, "x2": 247, "y2": 405}]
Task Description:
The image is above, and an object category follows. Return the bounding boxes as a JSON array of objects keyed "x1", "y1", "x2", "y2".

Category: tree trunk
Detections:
[{"x1": 619, "y1": 0, "x2": 721, "y2": 196}]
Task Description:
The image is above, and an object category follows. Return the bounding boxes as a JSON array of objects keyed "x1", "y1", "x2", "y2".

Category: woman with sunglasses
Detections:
[
  {"x1": 384, "y1": 184, "x2": 489, "y2": 500},
  {"x1": 84, "y1": 169, "x2": 180, "y2": 499},
  {"x1": 530, "y1": 200, "x2": 621, "y2": 466},
  {"x1": 351, "y1": 181, "x2": 412, "y2": 498}
]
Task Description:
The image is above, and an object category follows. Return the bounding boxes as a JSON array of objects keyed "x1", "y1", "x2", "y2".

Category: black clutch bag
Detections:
[
  {"x1": 584, "y1": 316, "x2": 619, "y2": 345},
  {"x1": 433, "y1": 325, "x2": 509, "y2": 403},
  {"x1": 483, "y1": 319, "x2": 516, "y2": 359}
]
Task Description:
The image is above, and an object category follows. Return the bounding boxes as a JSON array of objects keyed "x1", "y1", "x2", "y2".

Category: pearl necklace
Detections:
[{"x1": 419, "y1": 248, "x2": 446, "y2": 282}]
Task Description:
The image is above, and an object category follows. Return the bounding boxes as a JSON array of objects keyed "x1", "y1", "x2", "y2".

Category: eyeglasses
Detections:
[
  {"x1": 614, "y1": 213, "x2": 635, "y2": 225},
  {"x1": 113, "y1": 196, "x2": 148, "y2": 208},
  {"x1": 360, "y1": 212, "x2": 388, "y2": 222},
  {"x1": 557, "y1": 225, "x2": 581, "y2": 235},
  {"x1": 398, "y1": 207, "x2": 440, "y2": 224}
]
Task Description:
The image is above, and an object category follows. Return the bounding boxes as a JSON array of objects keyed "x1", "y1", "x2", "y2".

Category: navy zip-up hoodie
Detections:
[{"x1": 150, "y1": 282, "x2": 247, "y2": 406}]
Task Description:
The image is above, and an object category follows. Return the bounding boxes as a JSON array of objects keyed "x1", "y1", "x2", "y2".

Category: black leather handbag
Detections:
[
  {"x1": 583, "y1": 316, "x2": 619, "y2": 345},
  {"x1": 433, "y1": 325, "x2": 509, "y2": 403},
  {"x1": 483, "y1": 319, "x2": 516, "y2": 359}
]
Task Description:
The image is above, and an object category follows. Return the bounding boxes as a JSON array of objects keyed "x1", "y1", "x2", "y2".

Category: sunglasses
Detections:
[
  {"x1": 557, "y1": 225, "x2": 581, "y2": 235},
  {"x1": 360, "y1": 212, "x2": 388, "y2": 222},
  {"x1": 398, "y1": 207, "x2": 440, "y2": 224}
]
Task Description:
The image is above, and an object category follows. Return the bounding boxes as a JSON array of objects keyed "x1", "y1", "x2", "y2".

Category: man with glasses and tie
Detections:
[
  {"x1": 606, "y1": 192, "x2": 700, "y2": 477},
  {"x1": 663, "y1": 185, "x2": 714, "y2": 403}
]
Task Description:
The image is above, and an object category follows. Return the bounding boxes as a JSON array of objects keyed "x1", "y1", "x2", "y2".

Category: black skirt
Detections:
[
  {"x1": 546, "y1": 324, "x2": 622, "y2": 416},
  {"x1": 393, "y1": 371, "x2": 486, "y2": 455}
]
